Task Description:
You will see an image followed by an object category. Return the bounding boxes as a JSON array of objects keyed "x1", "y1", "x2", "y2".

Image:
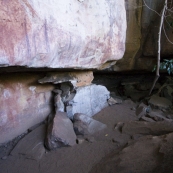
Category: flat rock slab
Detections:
[
  {"x1": 122, "y1": 121, "x2": 173, "y2": 136},
  {"x1": 11, "y1": 125, "x2": 46, "y2": 160},
  {"x1": 73, "y1": 113, "x2": 107, "y2": 135},
  {"x1": 149, "y1": 95, "x2": 172, "y2": 109},
  {"x1": 45, "y1": 111, "x2": 76, "y2": 150},
  {"x1": 38, "y1": 71, "x2": 94, "y2": 87},
  {"x1": 68, "y1": 84, "x2": 110, "y2": 118}
]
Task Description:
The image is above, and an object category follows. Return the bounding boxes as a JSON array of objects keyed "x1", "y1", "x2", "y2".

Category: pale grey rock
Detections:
[
  {"x1": 67, "y1": 84, "x2": 110, "y2": 117},
  {"x1": 73, "y1": 113, "x2": 107, "y2": 135},
  {"x1": 45, "y1": 111, "x2": 76, "y2": 150},
  {"x1": 108, "y1": 97, "x2": 118, "y2": 106},
  {"x1": 76, "y1": 136, "x2": 85, "y2": 144}
]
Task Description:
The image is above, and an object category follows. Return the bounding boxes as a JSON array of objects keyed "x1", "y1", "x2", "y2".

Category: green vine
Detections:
[{"x1": 153, "y1": 59, "x2": 173, "y2": 75}]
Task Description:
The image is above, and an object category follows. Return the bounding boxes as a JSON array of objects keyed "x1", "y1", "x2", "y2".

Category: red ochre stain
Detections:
[{"x1": 0, "y1": 0, "x2": 35, "y2": 63}]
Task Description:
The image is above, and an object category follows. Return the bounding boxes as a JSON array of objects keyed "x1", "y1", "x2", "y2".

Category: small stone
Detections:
[
  {"x1": 114, "y1": 122, "x2": 124, "y2": 132},
  {"x1": 1, "y1": 156, "x2": 7, "y2": 160},
  {"x1": 136, "y1": 103, "x2": 148, "y2": 118},
  {"x1": 85, "y1": 136, "x2": 95, "y2": 143},
  {"x1": 54, "y1": 94, "x2": 64, "y2": 112},
  {"x1": 76, "y1": 136, "x2": 85, "y2": 144},
  {"x1": 131, "y1": 107, "x2": 136, "y2": 111},
  {"x1": 108, "y1": 97, "x2": 117, "y2": 106},
  {"x1": 73, "y1": 113, "x2": 107, "y2": 135}
]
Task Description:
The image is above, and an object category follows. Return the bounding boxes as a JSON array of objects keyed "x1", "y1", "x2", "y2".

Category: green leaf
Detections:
[
  {"x1": 152, "y1": 65, "x2": 156, "y2": 72},
  {"x1": 167, "y1": 67, "x2": 171, "y2": 75}
]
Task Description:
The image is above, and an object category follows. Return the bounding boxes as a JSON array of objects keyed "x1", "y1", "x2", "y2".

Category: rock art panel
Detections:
[
  {"x1": 0, "y1": 73, "x2": 54, "y2": 144},
  {"x1": 0, "y1": 0, "x2": 126, "y2": 69}
]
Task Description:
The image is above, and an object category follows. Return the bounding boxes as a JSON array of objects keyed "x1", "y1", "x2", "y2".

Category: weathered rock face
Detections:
[
  {"x1": 0, "y1": 0, "x2": 126, "y2": 69},
  {"x1": 114, "y1": 0, "x2": 173, "y2": 71},
  {"x1": 0, "y1": 73, "x2": 54, "y2": 144},
  {"x1": 114, "y1": 0, "x2": 142, "y2": 71}
]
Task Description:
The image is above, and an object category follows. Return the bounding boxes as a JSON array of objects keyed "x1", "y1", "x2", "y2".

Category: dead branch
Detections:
[{"x1": 149, "y1": 0, "x2": 168, "y2": 95}]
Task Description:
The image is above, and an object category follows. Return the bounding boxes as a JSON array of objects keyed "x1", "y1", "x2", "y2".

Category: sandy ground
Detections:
[{"x1": 1, "y1": 100, "x2": 173, "y2": 173}]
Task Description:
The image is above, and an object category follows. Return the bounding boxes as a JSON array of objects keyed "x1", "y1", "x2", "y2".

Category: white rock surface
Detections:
[
  {"x1": 0, "y1": 0, "x2": 126, "y2": 69},
  {"x1": 67, "y1": 84, "x2": 110, "y2": 117}
]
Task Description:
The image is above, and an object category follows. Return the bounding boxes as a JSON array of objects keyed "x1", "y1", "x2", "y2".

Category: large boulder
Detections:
[
  {"x1": 0, "y1": 0, "x2": 126, "y2": 69},
  {"x1": 0, "y1": 73, "x2": 54, "y2": 144},
  {"x1": 45, "y1": 111, "x2": 76, "y2": 150},
  {"x1": 67, "y1": 84, "x2": 110, "y2": 118}
]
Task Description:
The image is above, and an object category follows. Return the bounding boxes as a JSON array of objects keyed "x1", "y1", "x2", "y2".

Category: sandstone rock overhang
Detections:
[{"x1": 0, "y1": 0, "x2": 126, "y2": 69}]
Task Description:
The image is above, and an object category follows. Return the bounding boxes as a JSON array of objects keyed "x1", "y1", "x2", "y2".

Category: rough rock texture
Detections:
[
  {"x1": 39, "y1": 71, "x2": 94, "y2": 87},
  {"x1": 73, "y1": 113, "x2": 107, "y2": 135},
  {"x1": 67, "y1": 84, "x2": 110, "y2": 118},
  {"x1": 0, "y1": 0, "x2": 126, "y2": 69},
  {"x1": 45, "y1": 111, "x2": 76, "y2": 150},
  {"x1": 114, "y1": 0, "x2": 172, "y2": 71},
  {"x1": 0, "y1": 73, "x2": 54, "y2": 144},
  {"x1": 114, "y1": 0, "x2": 142, "y2": 71}
]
